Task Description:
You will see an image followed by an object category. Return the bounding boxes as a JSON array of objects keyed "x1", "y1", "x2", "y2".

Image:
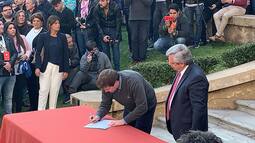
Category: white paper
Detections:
[{"x1": 84, "y1": 120, "x2": 112, "y2": 130}]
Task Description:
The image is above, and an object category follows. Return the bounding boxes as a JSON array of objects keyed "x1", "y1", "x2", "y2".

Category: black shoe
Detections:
[{"x1": 63, "y1": 96, "x2": 71, "y2": 104}]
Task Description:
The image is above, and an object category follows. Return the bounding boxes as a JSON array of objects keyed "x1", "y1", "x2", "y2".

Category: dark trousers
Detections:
[
  {"x1": 154, "y1": 37, "x2": 186, "y2": 54},
  {"x1": 63, "y1": 67, "x2": 79, "y2": 97},
  {"x1": 153, "y1": 1, "x2": 167, "y2": 42},
  {"x1": 124, "y1": 13, "x2": 132, "y2": 52},
  {"x1": 101, "y1": 41, "x2": 120, "y2": 71},
  {"x1": 13, "y1": 74, "x2": 27, "y2": 113},
  {"x1": 76, "y1": 29, "x2": 95, "y2": 57},
  {"x1": 69, "y1": 71, "x2": 96, "y2": 93},
  {"x1": 129, "y1": 20, "x2": 150, "y2": 61},
  {"x1": 123, "y1": 105, "x2": 156, "y2": 134},
  {"x1": 27, "y1": 63, "x2": 39, "y2": 111},
  {"x1": 184, "y1": 5, "x2": 204, "y2": 45}
]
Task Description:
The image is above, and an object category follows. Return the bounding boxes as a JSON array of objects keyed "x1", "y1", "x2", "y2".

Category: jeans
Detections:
[
  {"x1": 251, "y1": 0, "x2": 255, "y2": 14},
  {"x1": 153, "y1": 1, "x2": 167, "y2": 42},
  {"x1": 101, "y1": 41, "x2": 120, "y2": 71},
  {"x1": 123, "y1": 105, "x2": 156, "y2": 134},
  {"x1": 76, "y1": 28, "x2": 96, "y2": 57},
  {"x1": 0, "y1": 76, "x2": 16, "y2": 114},
  {"x1": 184, "y1": 4, "x2": 204, "y2": 45},
  {"x1": 154, "y1": 37, "x2": 186, "y2": 54}
]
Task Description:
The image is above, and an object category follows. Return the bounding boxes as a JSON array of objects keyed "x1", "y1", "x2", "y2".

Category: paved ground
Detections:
[{"x1": 150, "y1": 124, "x2": 255, "y2": 143}]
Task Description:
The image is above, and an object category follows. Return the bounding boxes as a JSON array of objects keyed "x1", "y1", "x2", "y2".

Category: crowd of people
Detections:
[{"x1": 0, "y1": 0, "x2": 248, "y2": 141}]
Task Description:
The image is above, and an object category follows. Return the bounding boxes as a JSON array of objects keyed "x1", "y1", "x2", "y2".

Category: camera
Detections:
[
  {"x1": 89, "y1": 51, "x2": 99, "y2": 72},
  {"x1": 163, "y1": 16, "x2": 175, "y2": 22},
  {"x1": 76, "y1": 17, "x2": 90, "y2": 27},
  {"x1": 106, "y1": 36, "x2": 113, "y2": 42}
]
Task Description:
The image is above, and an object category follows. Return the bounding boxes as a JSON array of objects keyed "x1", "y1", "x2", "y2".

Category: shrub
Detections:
[
  {"x1": 193, "y1": 56, "x2": 219, "y2": 74},
  {"x1": 221, "y1": 43, "x2": 255, "y2": 67},
  {"x1": 130, "y1": 56, "x2": 219, "y2": 87},
  {"x1": 130, "y1": 61, "x2": 175, "y2": 87}
]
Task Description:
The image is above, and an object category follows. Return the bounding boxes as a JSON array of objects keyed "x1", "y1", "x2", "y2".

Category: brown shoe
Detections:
[
  {"x1": 215, "y1": 35, "x2": 225, "y2": 42},
  {"x1": 209, "y1": 35, "x2": 217, "y2": 41}
]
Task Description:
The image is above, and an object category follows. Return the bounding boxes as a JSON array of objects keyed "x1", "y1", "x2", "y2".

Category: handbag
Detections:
[{"x1": 18, "y1": 60, "x2": 32, "y2": 78}]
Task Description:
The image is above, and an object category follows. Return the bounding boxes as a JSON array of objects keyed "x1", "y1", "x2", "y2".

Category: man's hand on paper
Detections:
[{"x1": 108, "y1": 119, "x2": 126, "y2": 127}]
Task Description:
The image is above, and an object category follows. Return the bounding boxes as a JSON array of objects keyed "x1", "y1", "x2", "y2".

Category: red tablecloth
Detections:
[{"x1": 0, "y1": 106, "x2": 167, "y2": 143}]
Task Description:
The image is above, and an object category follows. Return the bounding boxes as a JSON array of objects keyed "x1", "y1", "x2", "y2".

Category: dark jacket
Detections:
[
  {"x1": 35, "y1": 32, "x2": 69, "y2": 73},
  {"x1": 52, "y1": 7, "x2": 75, "y2": 34},
  {"x1": 29, "y1": 28, "x2": 47, "y2": 63},
  {"x1": 96, "y1": 70, "x2": 157, "y2": 123},
  {"x1": 69, "y1": 44, "x2": 80, "y2": 68},
  {"x1": 94, "y1": 0, "x2": 122, "y2": 40},
  {"x1": 166, "y1": 63, "x2": 209, "y2": 140},
  {"x1": 0, "y1": 35, "x2": 18, "y2": 76},
  {"x1": 37, "y1": 0, "x2": 55, "y2": 21},
  {"x1": 17, "y1": 24, "x2": 32, "y2": 36},
  {"x1": 124, "y1": 0, "x2": 152, "y2": 20},
  {"x1": 159, "y1": 14, "x2": 191, "y2": 40},
  {"x1": 75, "y1": 0, "x2": 98, "y2": 38}
]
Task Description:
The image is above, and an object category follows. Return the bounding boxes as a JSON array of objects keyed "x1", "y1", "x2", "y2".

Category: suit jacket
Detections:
[
  {"x1": 35, "y1": 32, "x2": 69, "y2": 73},
  {"x1": 166, "y1": 63, "x2": 209, "y2": 140}
]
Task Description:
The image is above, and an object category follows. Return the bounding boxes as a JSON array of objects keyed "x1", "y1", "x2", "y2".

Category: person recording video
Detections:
[
  {"x1": 153, "y1": 4, "x2": 191, "y2": 54},
  {"x1": 68, "y1": 40, "x2": 112, "y2": 94}
]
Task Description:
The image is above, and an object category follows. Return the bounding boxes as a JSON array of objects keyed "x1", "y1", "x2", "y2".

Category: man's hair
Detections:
[
  {"x1": 177, "y1": 131, "x2": 223, "y2": 143},
  {"x1": 96, "y1": 69, "x2": 119, "y2": 89},
  {"x1": 165, "y1": 44, "x2": 192, "y2": 65},
  {"x1": 86, "y1": 40, "x2": 97, "y2": 51},
  {"x1": 0, "y1": 0, "x2": 12, "y2": 12},
  {"x1": 51, "y1": 0, "x2": 62, "y2": 6},
  {"x1": 168, "y1": 3, "x2": 180, "y2": 12}
]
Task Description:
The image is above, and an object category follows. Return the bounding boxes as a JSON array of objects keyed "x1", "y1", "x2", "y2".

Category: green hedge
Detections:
[
  {"x1": 130, "y1": 61, "x2": 175, "y2": 87},
  {"x1": 193, "y1": 56, "x2": 219, "y2": 74},
  {"x1": 130, "y1": 56, "x2": 219, "y2": 87},
  {"x1": 221, "y1": 43, "x2": 255, "y2": 68}
]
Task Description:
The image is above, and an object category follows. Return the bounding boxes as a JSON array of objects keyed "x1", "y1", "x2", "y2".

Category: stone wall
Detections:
[
  {"x1": 224, "y1": 15, "x2": 255, "y2": 44},
  {"x1": 71, "y1": 61, "x2": 255, "y2": 120}
]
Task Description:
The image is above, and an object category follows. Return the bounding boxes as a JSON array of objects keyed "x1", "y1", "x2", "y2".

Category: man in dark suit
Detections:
[{"x1": 165, "y1": 44, "x2": 209, "y2": 140}]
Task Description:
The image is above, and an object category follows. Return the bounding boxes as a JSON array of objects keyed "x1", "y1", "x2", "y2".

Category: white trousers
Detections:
[
  {"x1": 214, "y1": 5, "x2": 246, "y2": 36},
  {"x1": 38, "y1": 63, "x2": 63, "y2": 110}
]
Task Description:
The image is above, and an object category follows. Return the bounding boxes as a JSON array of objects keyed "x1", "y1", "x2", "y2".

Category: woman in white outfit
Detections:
[{"x1": 35, "y1": 15, "x2": 69, "y2": 110}]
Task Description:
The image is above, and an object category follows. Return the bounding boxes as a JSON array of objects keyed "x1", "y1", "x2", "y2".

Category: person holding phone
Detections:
[{"x1": 153, "y1": 4, "x2": 191, "y2": 54}]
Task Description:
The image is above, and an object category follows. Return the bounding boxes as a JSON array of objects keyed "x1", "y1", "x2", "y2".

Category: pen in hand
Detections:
[{"x1": 89, "y1": 113, "x2": 100, "y2": 123}]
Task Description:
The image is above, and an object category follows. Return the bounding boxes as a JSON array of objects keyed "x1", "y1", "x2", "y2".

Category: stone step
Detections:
[
  {"x1": 154, "y1": 116, "x2": 255, "y2": 143},
  {"x1": 209, "y1": 123, "x2": 255, "y2": 143},
  {"x1": 151, "y1": 127, "x2": 175, "y2": 143},
  {"x1": 236, "y1": 100, "x2": 255, "y2": 116},
  {"x1": 208, "y1": 109, "x2": 255, "y2": 139}
]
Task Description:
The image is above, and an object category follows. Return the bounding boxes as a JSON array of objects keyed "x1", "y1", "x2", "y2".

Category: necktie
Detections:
[{"x1": 166, "y1": 72, "x2": 181, "y2": 120}]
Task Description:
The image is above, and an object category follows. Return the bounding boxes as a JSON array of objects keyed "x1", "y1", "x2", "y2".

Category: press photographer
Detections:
[
  {"x1": 154, "y1": 4, "x2": 191, "y2": 54},
  {"x1": 94, "y1": 0, "x2": 122, "y2": 71},
  {"x1": 68, "y1": 40, "x2": 112, "y2": 94},
  {"x1": 75, "y1": 0, "x2": 98, "y2": 57}
]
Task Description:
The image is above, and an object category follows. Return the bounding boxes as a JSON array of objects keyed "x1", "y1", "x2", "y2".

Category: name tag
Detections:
[{"x1": 3, "y1": 51, "x2": 10, "y2": 61}]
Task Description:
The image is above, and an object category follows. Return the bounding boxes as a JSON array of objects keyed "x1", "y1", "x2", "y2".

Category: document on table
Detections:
[{"x1": 84, "y1": 120, "x2": 112, "y2": 130}]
